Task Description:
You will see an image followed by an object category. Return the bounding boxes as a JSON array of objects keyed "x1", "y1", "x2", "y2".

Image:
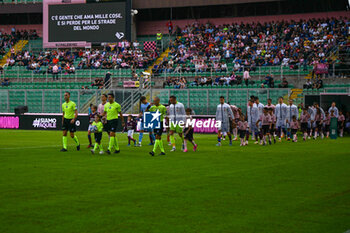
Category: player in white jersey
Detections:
[
  {"x1": 285, "y1": 99, "x2": 298, "y2": 140},
  {"x1": 247, "y1": 99, "x2": 260, "y2": 144},
  {"x1": 255, "y1": 97, "x2": 265, "y2": 144},
  {"x1": 274, "y1": 97, "x2": 287, "y2": 141},
  {"x1": 216, "y1": 96, "x2": 234, "y2": 146},
  {"x1": 328, "y1": 102, "x2": 339, "y2": 117},
  {"x1": 168, "y1": 95, "x2": 186, "y2": 151}
]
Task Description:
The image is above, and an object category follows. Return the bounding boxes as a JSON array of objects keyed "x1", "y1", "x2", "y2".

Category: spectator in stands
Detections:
[
  {"x1": 313, "y1": 78, "x2": 323, "y2": 89},
  {"x1": 166, "y1": 20, "x2": 173, "y2": 34},
  {"x1": 190, "y1": 77, "x2": 199, "y2": 86},
  {"x1": 221, "y1": 62, "x2": 228, "y2": 72},
  {"x1": 213, "y1": 76, "x2": 221, "y2": 86},
  {"x1": 278, "y1": 77, "x2": 289, "y2": 88},
  {"x1": 33, "y1": 61, "x2": 42, "y2": 74},
  {"x1": 236, "y1": 75, "x2": 242, "y2": 85},
  {"x1": 104, "y1": 72, "x2": 111, "y2": 87},
  {"x1": 179, "y1": 77, "x2": 187, "y2": 88},
  {"x1": 206, "y1": 76, "x2": 213, "y2": 86},
  {"x1": 8, "y1": 57, "x2": 15, "y2": 66},
  {"x1": 91, "y1": 78, "x2": 104, "y2": 89},
  {"x1": 263, "y1": 74, "x2": 274, "y2": 88},
  {"x1": 47, "y1": 65, "x2": 52, "y2": 74},
  {"x1": 233, "y1": 62, "x2": 241, "y2": 72},
  {"x1": 29, "y1": 30, "x2": 38, "y2": 40},
  {"x1": 304, "y1": 79, "x2": 313, "y2": 89},
  {"x1": 52, "y1": 64, "x2": 59, "y2": 80},
  {"x1": 223, "y1": 75, "x2": 231, "y2": 86},
  {"x1": 229, "y1": 72, "x2": 237, "y2": 85},
  {"x1": 1, "y1": 78, "x2": 10, "y2": 86},
  {"x1": 132, "y1": 40, "x2": 139, "y2": 48},
  {"x1": 200, "y1": 76, "x2": 207, "y2": 86},
  {"x1": 163, "y1": 77, "x2": 172, "y2": 87},
  {"x1": 243, "y1": 69, "x2": 251, "y2": 86},
  {"x1": 69, "y1": 64, "x2": 75, "y2": 74}
]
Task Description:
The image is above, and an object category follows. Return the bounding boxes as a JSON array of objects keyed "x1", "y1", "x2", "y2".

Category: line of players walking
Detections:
[
  {"x1": 61, "y1": 90, "x2": 345, "y2": 154},
  {"x1": 84, "y1": 93, "x2": 197, "y2": 155},
  {"x1": 216, "y1": 96, "x2": 345, "y2": 147}
]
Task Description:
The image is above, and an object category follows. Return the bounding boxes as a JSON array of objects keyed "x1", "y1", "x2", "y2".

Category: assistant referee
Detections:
[
  {"x1": 61, "y1": 91, "x2": 80, "y2": 152},
  {"x1": 102, "y1": 93, "x2": 124, "y2": 154}
]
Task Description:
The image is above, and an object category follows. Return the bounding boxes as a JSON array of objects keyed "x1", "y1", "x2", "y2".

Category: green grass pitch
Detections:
[{"x1": 0, "y1": 130, "x2": 349, "y2": 233}]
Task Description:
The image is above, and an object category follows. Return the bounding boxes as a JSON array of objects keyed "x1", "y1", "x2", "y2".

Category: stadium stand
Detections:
[
  {"x1": 0, "y1": 10, "x2": 349, "y2": 114},
  {"x1": 154, "y1": 17, "x2": 348, "y2": 87}
]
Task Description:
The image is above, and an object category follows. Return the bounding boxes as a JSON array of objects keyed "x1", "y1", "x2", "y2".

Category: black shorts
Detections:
[
  {"x1": 184, "y1": 128, "x2": 194, "y2": 141},
  {"x1": 62, "y1": 118, "x2": 76, "y2": 132},
  {"x1": 324, "y1": 124, "x2": 330, "y2": 132},
  {"x1": 94, "y1": 132, "x2": 102, "y2": 143},
  {"x1": 106, "y1": 119, "x2": 118, "y2": 132},
  {"x1": 103, "y1": 122, "x2": 109, "y2": 132},
  {"x1": 291, "y1": 129, "x2": 298, "y2": 135},
  {"x1": 238, "y1": 129, "x2": 246, "y2": 139},
  {"x1": 338, "y1": 122, "x2": 344, "y2": 129},
  {"x1": 301, "y1": 122, "x2": 308, "y2": 132},
  {"x1": 270, "y1": 124, "x2": 275, "y2": 134},
  {"x1": 154, "y1": 122, "x2": 164, "y2": 136},
  {"x1": 316, "y1": 121, "x2": 322, "y2": 131},
  {"x1": 262, "y1": 125, "x2": 270, "y2": 135}
]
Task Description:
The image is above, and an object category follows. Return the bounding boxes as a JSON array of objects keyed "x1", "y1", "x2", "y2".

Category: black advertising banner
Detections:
[
  {"x1": 48, "y1": 1, "x2": 131, "y2": 42},
  {"x1": 20, "y1": 115, "x2": 90, "y2": 131}
]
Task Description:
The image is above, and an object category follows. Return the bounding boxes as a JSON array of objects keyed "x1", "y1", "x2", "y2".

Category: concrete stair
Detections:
[
  {"x1": 80, "y1": 90, "x2": 109, "y2": 113},
  {"x1": 145, "y1": 48, "x2": 170, "y2": 75},
  {"x1": 290, "y1": 88, "x2": 303, "y2": 100},
  {"x1": 289, "y1": 88, "x2": 304, "y2": 105},
  {"x1": 0, "y1": 40, "x2": 28, "y2": 67}
]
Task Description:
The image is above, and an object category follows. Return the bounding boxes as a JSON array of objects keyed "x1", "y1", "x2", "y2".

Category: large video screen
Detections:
[{"x1": 48, "y1": 1, "x2": 130, "y2": 43}]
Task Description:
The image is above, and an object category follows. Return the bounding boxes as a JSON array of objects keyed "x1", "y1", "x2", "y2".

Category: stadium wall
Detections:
[{"x1": 137, "y1": 11, "x2": 350, "y2": 35}]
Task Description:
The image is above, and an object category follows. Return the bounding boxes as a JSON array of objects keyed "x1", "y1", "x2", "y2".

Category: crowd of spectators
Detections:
[
  {"x1": 162, "y1": 70, "x2": 295, "y2": 89},
  {"x1": 304, "y1": 77, "x2": 324, "y2": 89},
  {"x1": 91, "y1": 78, "x2": 104, "y2": 89},
  {"x1": 154, "y1": 17, "x2": 349, "y2": 75},
  {"x1": 5, "y1": 40, "x2": 158, "y2": 75},
  {"x1": 163, "y1": 77, "x2": 187, "y2": 89},
  {"x1": 80, "y1": 78, "x2": 105, "y2": 91},
  {"x1": 163, "y1": 72, "x2": 282, "y2": 88},
  {"x1": 0, "y1": 28, "x2": 38, "y2": 56}
]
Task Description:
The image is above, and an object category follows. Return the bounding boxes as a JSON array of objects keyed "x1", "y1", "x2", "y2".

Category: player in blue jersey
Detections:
[{"x1": 137, "y1": 96, "x2": 155, "y2": 146}]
